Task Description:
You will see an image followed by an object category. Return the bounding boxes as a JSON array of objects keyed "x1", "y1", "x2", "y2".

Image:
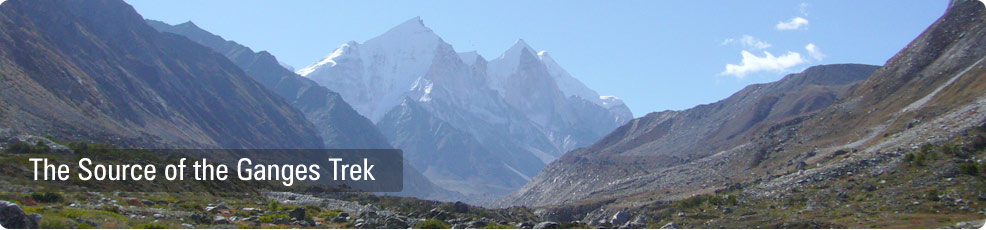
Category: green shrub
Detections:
[
  {"x1": 942, "y1": 144, "x2": 959, "y2": 156},
  {"x1": 134, "y1": 222, "x2": 169, "y2": 229},
  {"x1": 725, "y1": 195, "x2": 738, "y2": 205},
  {"x1": 920, "y1": 143, "x2": 934, "y2": 155},
  {"x1": 674, "y1": 194, "x2": 716, "y2": 209},
  {"x1": 100, "y1": 204, "x2": 121, "y2": 214},
  {"x1": 237, "y1": 223, "x2": 259, "y2": 229},
  {"x1": 414, "y1": 219, "x2": 450, "y2": 229},
  {"x1": 31, "y1": 191, "x2": 63, "y2": 203},
  {"x1": 258, "y1": 214, "x2": 289, "y2": 223},
  {"x1": 76, "y1": 222, "x2": 96, "y2": 229},
  {"x1": 317, "y1": 209, "x2": 343, "y2": 218},
  {"x1": 177, "y1": 201, "x2": 204, "y2": 211},
  {"x1": 926, "y1": 189, "x2": 941, "y2": 201},
  {"x1": 6, "y1": 141, "x2": 32, "y2": 153},
  {"x1": 646, "y1": 221, "x2": 662, "y2": 229},
  {"x1": 33, "y1": 141, "x2": 50, "y2": 153},
  {"x1": 38, "y1": 216, "x2": 75, "y2": 229},
  {"x1": 960, "y1": 163, "x2": 979, "y2": 176},
  {"x1": 912, "y1": 149, "x2": 933, "y2": 167},
  {"x1": 483, "y1": 223, "x2": 514, "y2": 229}
]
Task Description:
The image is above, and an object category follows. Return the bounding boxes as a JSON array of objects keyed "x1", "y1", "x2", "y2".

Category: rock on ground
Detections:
[{"x1": 0, "y1": 201, "x2": 40, "y2": 229}]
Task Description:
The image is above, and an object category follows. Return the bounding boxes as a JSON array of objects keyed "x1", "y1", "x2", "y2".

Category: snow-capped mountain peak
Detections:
[
  {"x1": 377, "y1": 16, "x2": 435, "y2": 39},
  {"x1": 487, "y1": 39, "x2": 540, "y2": 89},
  {"x1": 296, "y1": 41, "x2": 359, "y2": 76},
  {"x1": 599, "y1": 95, "x2": 625, "y2": 109},
  {"x1": 298, "y1": 17, "x2": 449, "y2": 122},
  {"x1": 503, "y1": 39, "x2": 535, "y2": 58},
  {"x1": 298, "y1": 18, "x2": 633, "y2": 201}
]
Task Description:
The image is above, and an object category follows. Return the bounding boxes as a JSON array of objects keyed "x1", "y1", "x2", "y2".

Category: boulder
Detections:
[
  {"x1": 384, "y1": 217, "x2": 409, "y2": 229},
  {"x1": 359, "y1": 211, "x2": 377, "y2": 219},
  {"x1": 534, "y1": 221, "x2": 559, "y2": 229},
  {"x1": 610, "y1": 211, "x2": 630, "y2": 226},
  {"x1": 206, "y1": 204, "x2": 230, "y2": 213},
  {"x1": 428, "y1": 208, "x2": 450, "y2": 221},
  {"x1": 451, "y1": 201, "x2": 469, "y2": 213},
  {"x1": 0, "y1": 201, "x2": 40, "y2": 229},
  {"x1": 661, "y1": 222, "x2": 680, "y2": 229},
  {"x1": 212, "y1": 216, "x2": 229, "y2": 225},
  {"x1": 331, "y1": 216, "x2": 349, "y2": 223},
  {"x1": 289, "y1": 207, "x2": 306, "y2": 220},
  {"x1": 274, "y1": 217, "x2": 291, "y2": 225},
  {"x1": 621, "y1": 216, "x2": 647, "y2": 229},
  {"x1": 516, "y1": 222, "x2": 535, "y2": 229},
  {"x1": 74, "y1": 218, "x2": 98, "y2": 228},
  {"x1": 188, "y1": 213, "x2": 210, "y2": 224}
]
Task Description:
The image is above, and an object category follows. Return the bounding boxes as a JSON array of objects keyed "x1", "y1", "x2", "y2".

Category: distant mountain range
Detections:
[{"x1": 297, "y1": 17, "x2": 633, "y2": 204}]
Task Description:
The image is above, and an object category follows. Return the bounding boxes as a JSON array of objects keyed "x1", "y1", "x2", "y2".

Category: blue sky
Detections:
[{"x1": 125, "y1": 0, "x2": 947, "y2": 116}]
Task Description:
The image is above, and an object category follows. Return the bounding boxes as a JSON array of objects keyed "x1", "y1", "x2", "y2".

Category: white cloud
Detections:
[
  {"x1": 799, "y1": 2, "x2": 810, "y2": 16},
  {"x1": 776, "y1": 17, "x2": 809, "y2": 30},
  {"x1": 721, "y1": 50, "x2": 806, "y2": 78},
  {"x1": 805, "y1": 43, "x2": 825, "y2": 61},
  {"x1": 722, "y1": 35, "x2": 772, "y2": 50}
]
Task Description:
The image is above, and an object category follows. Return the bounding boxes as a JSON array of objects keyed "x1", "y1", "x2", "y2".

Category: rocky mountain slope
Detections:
[
  {"x1": 144, "y1": 20, "x2": 462, "y2": 202},
  {"x1": 0, "y1": 0, "x2": 322, "y2": 149},
  {"x1": 505, "y1": 2, "x2": 986, "y2": 226},
  {"x1": 502, "y1": 63, "x2": 880, "y2": 207},
  {"x1": 146, "y1": 20, "x2": 390, "y2": 149},
  {"x1": 299, "y1": 17, "x2": 632, "y2": 203}
]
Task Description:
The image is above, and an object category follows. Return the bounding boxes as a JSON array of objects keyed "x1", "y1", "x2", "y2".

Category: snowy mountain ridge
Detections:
[{"x1": 297, "y1": 17, "x2": 632, "y2": 204}]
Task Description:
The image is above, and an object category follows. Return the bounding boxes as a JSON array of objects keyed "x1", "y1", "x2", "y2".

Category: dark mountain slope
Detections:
[
  {"x1": 0, "y1": 0, "x2": 322, "y2": 148},
  {"x1": 146, "y1": 20, "x2": 391, "y2": 149}
]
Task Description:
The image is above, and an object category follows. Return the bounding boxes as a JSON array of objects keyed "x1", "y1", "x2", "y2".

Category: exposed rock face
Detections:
[
  {"x1": 0, "y1": 0, "x2": 322, "y2": 149},
  {"x1": 502, "y1": 64, "x2": 879, "y2": 207},
  {"x1": 0, "y1": 201, "x2": 40, "y2": 229}
]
